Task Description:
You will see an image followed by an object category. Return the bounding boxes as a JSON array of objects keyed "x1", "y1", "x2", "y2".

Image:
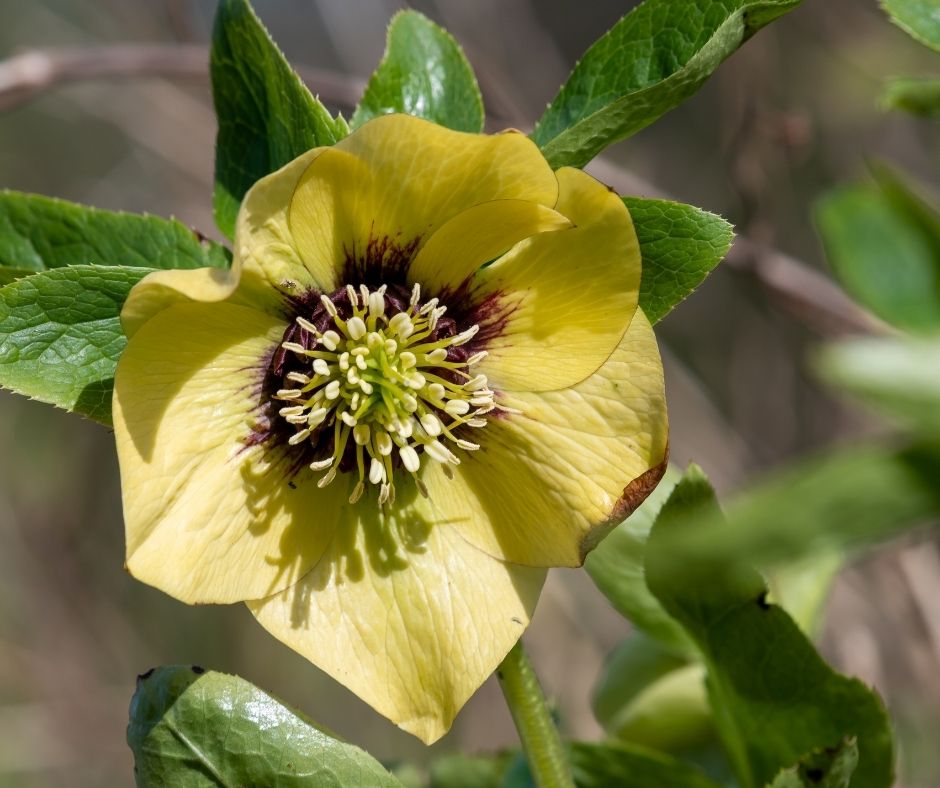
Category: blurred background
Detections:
[{"x1": 0, "y1": 0, "x2": 938, "y2": 785}]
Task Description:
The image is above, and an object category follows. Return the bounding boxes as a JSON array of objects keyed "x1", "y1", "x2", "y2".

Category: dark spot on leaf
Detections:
[
  {"x1": 806, "y1": 767, "x2": 824, "y2": 782},
  {"x1": 191, "y1": 665, "x2": 206, "y2": 675},
  {"x1": 137, "y1": 668, "x2": 155, "y2": 682},
  {"x1": 288, "y1": 481, "x2": 297, "y2": 490},
  {"x1": 757, "y1": 591, "x2": 770, "y2": 610},
  {"x1": 511, "y1": 617, "x2": 523, "y2": 625}
]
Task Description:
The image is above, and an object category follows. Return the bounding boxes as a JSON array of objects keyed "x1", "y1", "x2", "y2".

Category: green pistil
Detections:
[{"x1": 275, "y1": 282, "x2": 495, "y2": 505}]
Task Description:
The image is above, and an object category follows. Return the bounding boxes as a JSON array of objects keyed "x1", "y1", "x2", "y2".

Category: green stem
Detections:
[{"x1": 496, "y1": 640, "x2": 575, "y2": 788}]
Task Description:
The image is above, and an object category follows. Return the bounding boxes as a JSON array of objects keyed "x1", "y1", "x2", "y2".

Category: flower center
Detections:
[{"x1": 274, "y1": 283, "x2": 493, "y2": 505}]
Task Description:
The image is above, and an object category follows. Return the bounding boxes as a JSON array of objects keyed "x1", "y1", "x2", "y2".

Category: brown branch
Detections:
[{"x1": 0, "y1": 45, "x2": 365, "y2": 111}]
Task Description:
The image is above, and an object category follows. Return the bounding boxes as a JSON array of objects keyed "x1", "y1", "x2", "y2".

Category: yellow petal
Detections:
[
  {"x1": 235, "y1": 148, "x2": 335, "y2": 313},
  {"x1": 468, "y1": 166, "x2": 641, "y2": 391},
  {"x1": 287, "y1": 115, "x2": 559, "y2": 289},
  {"x1": 407, "y1": 200, "x2": 572, "y2": 296},
  {"x1": 114, "y1": 300, "x2": 347, "y2": 603},
  {"x1": 121, "y1": 266, "x2": 241, "y2": 338},
  {"x1": 425, "y1": 309, "x2": 667, "y2": 567},
  {"x1": 248, "y1": 480, "x2": 546, "y2": 744}
]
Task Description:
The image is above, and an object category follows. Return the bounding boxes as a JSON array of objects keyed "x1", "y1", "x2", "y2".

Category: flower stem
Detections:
[{"x1": 496, "y1": 640, "x2": 575, "y2": 788}]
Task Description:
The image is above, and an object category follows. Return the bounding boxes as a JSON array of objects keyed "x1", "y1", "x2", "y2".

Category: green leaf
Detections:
[
  {"x1": 768, "y1": 738, "x2": 859, "y2": 788},
  {"x1": 645, "y1": 467, "x2": 895, "y2": 788},
  {"x1": 531, "y1": 0, "x2": 805, "y2": 169},
  {"x1": 882, "y1": 76, "x2": 940, "y2": 117},
  {"x1": 0, "y1": 191, "x2": 229, "y2": 272},
  {"x1": 648, "y1": 445, "x2": 940, "y2": 571},
  {"x1": 585, "y1": 465, "x2": 694, "y2": 654},
  {"x1": 0, "y1": 266, "x2": 151, "y2": 424},
  {"x1": 818, "y1": 335, "x2": 940, "y2": 437},
  {"x1": 882, "y1": 0, "x2": 940, "y2": 52},
  {"x1": 352, "y1": 11, "x2": 484, "y2": 133},
  {"x1": 128, "y1": 666, "x2": 403, "y2": 788},
  {"x1": 626, "y1": 197, "x2": 734, "y2": 324},
  {"x1": 816, "y1": 170, "x2": 940, "y2": 333},
  {"x1": 211, "y1": 0, "x2": 348, "y2": 240},
  {"x1": 570, "y1": 741, "x2": 724, "y2": 788},
  {"x1": 593, "y1": 634, "x2": 715, "y2": 752}
]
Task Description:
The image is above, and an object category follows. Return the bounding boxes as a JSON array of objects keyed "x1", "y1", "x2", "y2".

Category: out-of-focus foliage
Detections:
[
  {"x1": 352, "y1": 11, "x2": 484, "y2": 133},
  {"x1": 767, "y1": 738, "x2": 859, "y2": 788},
  {"x1": 646, "y1": 467, "x2": 893, "y2": 788},
  {"x1": 816, "y1": 165, "x2": 940, "y2": 333},
  {"x1": 882, "y1": 76, "x2": 940, "y2": 117}
]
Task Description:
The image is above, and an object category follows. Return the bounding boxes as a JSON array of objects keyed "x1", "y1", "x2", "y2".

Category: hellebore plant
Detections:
[
  {"x1": 0, "y1": 0, "x2": 911, "y2": 786},
  {"x1": 114, "y1": 114, "x2": 668, "y2": 742}
]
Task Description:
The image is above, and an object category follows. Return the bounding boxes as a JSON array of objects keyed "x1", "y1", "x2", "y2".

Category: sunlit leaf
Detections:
[
  {"x1": 352, "y1": 11, "x2": 484, "y2": 133},
  {"x1": 211, "y1": 0, "x2": 348, "y2": 239},
  {"x1": 532, "y1": 0, "x2": 805, "y2": 168},
  {"x1": 128, "y1": 666, "x2": 403, "y2": 787}
]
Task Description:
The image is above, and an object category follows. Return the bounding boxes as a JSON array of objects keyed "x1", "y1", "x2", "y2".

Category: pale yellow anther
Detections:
[
  {"x1": 321, "y1": 330, "x2": 340, "y2": 351},
  {"x1": 309, "y1": 458, "x2": 333, "y2": 471},
  {"x1": 376, "y1": 431, "x2": 393, "y2": 456},
  {"x1": 320, "y1": 294, "x2": 338, "y2": 317},
  {"x1": 324, "y1": 380, "x2": 341, "y2": 399},
  {"x1": 368, "y1": 291, "x2": 386, "y2": 318},
  {"x1": 463, "y1": 375, "x2": 488, "y2": 391},
  {"x1": 341, "y1": 411, "x2": 357, "y2": 427},
  {"x1": 296, "y1": 316, "x2": 319, "y2": 334},
  {"x1": 426, "y1": 348, "x2": 448, "y2": 364},
  {"x1": 400, "y1": 445, "x2": 421, "y2": 473},
  {"x1": 282, "y1": 341, "x2": 307, "y2": 354},
  {"x1": 347, "y1": 316, "x2": 367, "y2": 340},
  {"x1": 369, "y1": 458, "x2": 385, "y2": 485},
  {"x1": 288, "y1": 428, "x2": 311, "y2": 445},
  {"x1": 313, "y1": 359, "x2": 330, "y2": 376},
  {"x1": 353, "y1": 424, "x2": 371, "y2": 445},
  {"x1": 445, "y1": 399, "x2": 471, "y2": 416},
  {"x1": 420, "y1": 413, "x2": 443, "y2": 437},
  {"x1": 400, "y1": 351, "x2": 417, "y2": 369}
]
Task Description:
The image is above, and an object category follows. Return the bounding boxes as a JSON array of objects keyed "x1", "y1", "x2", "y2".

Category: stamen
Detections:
[
  {"x1": 320, "y1": 294, "x2": 338, "y2": 317},
  {"x1": 400, "y1": 445, "x2": 420, "y2": 473},
  {"x1": 296, "y1": 316, "x2": 319, "y2": 334},
  {"x1": 347, "y1": 316, "x2": 367, "y2": 340},
  {"x1": 275, "y1": 285, "x2": 510, "y2": 503}
]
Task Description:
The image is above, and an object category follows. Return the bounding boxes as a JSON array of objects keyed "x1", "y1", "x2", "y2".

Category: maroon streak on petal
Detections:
[{"x1": 578, "y1": 447, "x2": 670, "y2": 563}]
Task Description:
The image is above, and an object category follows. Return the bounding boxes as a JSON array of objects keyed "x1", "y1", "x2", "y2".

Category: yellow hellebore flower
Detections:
[{"x1": 113, "y1": 114, "x2": 668, "y2": 743}]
